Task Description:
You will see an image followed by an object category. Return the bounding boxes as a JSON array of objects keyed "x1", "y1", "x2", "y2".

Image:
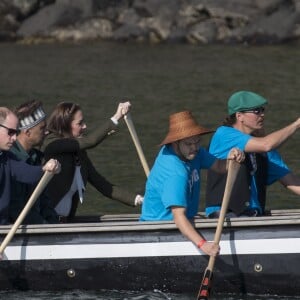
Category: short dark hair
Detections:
[{"x1": 223, "y1": 114, "x2": 236, "y2": 126}]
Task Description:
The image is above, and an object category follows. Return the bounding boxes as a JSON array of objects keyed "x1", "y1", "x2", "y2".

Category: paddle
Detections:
[
  {"x1": 124, "y1": 112, "x2": 150, "y2": 177},
  {"x1": 0, "y1": 171, "x2": 54, "y2": 258},
  {"x1": 197, "y1": 159, "x2": 240, "y2": 300}
]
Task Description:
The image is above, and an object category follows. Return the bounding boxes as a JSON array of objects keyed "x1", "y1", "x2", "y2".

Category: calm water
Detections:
[{"x1": 0, "y1": 41, "x2": 300, "y2": 299}]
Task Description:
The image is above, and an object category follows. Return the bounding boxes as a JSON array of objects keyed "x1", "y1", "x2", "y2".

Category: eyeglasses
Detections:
[
  {"x1": 0, "y1": 124, "x2": 20, "y2": 137},
  {"x1": 242, "y1": 107, "x2": 265, "y2": 115}
]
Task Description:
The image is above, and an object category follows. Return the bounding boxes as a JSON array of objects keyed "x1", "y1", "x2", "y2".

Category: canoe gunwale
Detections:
[{"x1": 0, "y1": 209, "x2": 299, "y2": 235}]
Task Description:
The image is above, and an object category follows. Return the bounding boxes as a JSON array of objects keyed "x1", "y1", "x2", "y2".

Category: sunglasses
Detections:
[
  {"x1": 0, "y1": 124, "x2": 20, "y2": 137},
  {"x1": 241, "y1": 107, "x2": 265, "y2": 115}
]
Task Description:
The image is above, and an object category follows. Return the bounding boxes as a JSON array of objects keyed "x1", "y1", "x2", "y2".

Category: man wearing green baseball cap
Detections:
[{"x1": 205, "y1": 90, "x2": 300, "y2": 218}]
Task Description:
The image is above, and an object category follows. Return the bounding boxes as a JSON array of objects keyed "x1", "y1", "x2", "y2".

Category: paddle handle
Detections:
[
  {"x1": 207, "y1": 159, "x2": 241, "y2": 270},
  {"x1": 0, "y1": 171, "x2": 54, "y2": 255},
  {"x1": 124, "y1": 112, "x2": 150, "y2": 177},
  {"x1": 197, "y1": 159, "x2": 240, "y2": 300}
]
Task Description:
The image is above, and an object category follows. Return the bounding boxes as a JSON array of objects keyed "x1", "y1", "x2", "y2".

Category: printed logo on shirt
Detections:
[{"x1": 189, "y1": 169, "x2": 200, "y2": 193}]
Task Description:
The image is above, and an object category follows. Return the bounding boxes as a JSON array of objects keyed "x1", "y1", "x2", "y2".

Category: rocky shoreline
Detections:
[{"x1": 1, "y1": 0, "x2": 300, "y2": 44}]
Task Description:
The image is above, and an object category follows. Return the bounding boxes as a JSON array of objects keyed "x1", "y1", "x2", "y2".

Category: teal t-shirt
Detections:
[
  {"x1": 140, "y1": 145, "x2": 216, "y2": 221},
  {"x1": 206, "y1": 126, "x2": 290, "y2": 215}
]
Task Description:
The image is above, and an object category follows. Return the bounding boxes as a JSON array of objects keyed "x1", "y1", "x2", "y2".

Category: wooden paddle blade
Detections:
[{"x1": 197, "y1": 268, "x2": 213, "y2": 300}]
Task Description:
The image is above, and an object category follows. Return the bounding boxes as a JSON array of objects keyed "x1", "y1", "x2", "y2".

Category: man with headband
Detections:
[{"x1": 9, "y1": 100, "x2": 59, "y2": 224}]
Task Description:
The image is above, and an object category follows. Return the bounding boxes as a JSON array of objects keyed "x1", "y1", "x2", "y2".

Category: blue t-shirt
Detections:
[
  {"x1": 206, "y1": 126, "x2": 290, "y2": 215},
  {"x1": 140, "y1": 145, "x2": 216, "y2": 221}
]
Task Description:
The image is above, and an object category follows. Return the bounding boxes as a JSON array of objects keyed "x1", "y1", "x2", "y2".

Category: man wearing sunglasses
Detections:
[
  {"x1": 205, "y1": 90, "x2": 300, "y2": 218},
  {"x1": 9, "y1": 100, "x2": 59, "y2": 224},
  {"x1": 0, "y1": 107, "x2": 60, "y2": 225}
]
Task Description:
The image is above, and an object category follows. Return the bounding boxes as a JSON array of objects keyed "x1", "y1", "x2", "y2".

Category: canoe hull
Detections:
[
  {"x1": 2, "y1": 253, "x2": 299, "y2": 295},
  {"x1": 0, "y1": 210, "x2": 299, "y2": 296}
]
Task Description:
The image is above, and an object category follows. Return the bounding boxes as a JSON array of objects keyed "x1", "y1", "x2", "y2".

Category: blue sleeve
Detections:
[
  {"x1": 198, "y1": 148, "x2": 216, "y2": 169},
  {"x1": 209, "y1": 126, "x2": 251, "y2": 158},
  {"x1": 10, "y1": 159, "x2": 43, "y2": 184},
  {"x1": 162, "y1": 175, "x2": 188, "y2": 208},
  {"x1": 267, "y1": 150, "x2": 290, "y2": 185}
]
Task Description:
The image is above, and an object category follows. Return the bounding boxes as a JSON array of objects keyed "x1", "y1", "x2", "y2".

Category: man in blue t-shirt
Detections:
[
  {"x1": 205, "y1": 90, "x2": 300, "y2": 218},
  {"x1": 140, "y1": 111, "x2": 244, "y2": 257}
]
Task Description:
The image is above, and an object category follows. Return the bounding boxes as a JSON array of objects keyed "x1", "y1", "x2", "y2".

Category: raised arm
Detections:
[
  {"x1": 77, "y1": 101, "x2": 131, "y2": 150},
  {"x1": 245, "y1": 118, "x2": 300, "y2": 153}
]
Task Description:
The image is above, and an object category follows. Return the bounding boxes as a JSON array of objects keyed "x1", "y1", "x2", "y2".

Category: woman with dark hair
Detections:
[{"x1": 42, "y1": 101, "x2": 143, "y2": 222}]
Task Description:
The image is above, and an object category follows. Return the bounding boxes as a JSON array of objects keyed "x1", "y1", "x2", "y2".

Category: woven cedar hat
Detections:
[{"x1": 160, "y1": 111, "x2": 214, "y2": 145}]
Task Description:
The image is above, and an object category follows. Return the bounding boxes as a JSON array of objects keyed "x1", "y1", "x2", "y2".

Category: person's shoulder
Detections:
[
  {"x1": 42, "y1": 133, "x2": 57, "y2": 148},
  {"x1": 215, "y1": 126, "x2": 249, "y2": 140},
  {"x1": 3, "y1": 151, "x2": 19, "y2": 162},
  {"x1": 215, "y1": 125, "x2": 234, "y2": 134},
  {"x1": 43, "y1": 133, "x2": 75, "y2": 149},
  {"x1": 31, "y1": 147, "x2": 44, "y2": 158},
  {"x1": 154, "y1": 146, "x2": 186, "y2": 174},
  {"x1": 44, "y1": 132, "x2": 60, "y2": 143},
  {"x1": 160, "y1": 145, "x2": 180, "y2": 162}
]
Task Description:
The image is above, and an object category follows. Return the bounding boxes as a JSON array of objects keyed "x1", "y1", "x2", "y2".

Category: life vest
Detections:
[{"x1": 205, "y1": 153, "x2": 268, "y2": 215}]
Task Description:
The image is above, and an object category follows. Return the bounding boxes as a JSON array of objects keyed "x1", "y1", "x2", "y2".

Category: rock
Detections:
[
  {"x1": 17, "y1": 0, "x2": 95, "y2": 37},
  {"x1": 133, "y1": 0, "x2": 180, "y2": 19},
  {"x1": 139, "y1": 17, "x2": 172, "y2": 41},
  {"x1": 239, "y1": 2, "x2": 300, "y2": 43},
  {"x1": 11, "y1": 0, "x2": 41, "y2": 19},
  {"x1": 117, "y1": 8, "x2": 140, "y2": 25},
  {"x1": 0, "y1": 0, "x2": 297, "y2": 44},
  {"x1": 254, "y1": 0, "x2": 285, "y2": 13},
  {"x1": 49, "y1": 18, "x2": 113, "y2": 41},
  {"x1": 113, "y1": 23, "x2": 146, "y2": 41},
  {"x1": 186, "y1": 19, "x2": 218, "y2": 44}
]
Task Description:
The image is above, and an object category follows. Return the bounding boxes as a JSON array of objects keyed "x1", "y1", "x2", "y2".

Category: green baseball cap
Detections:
[{"x1": 228, "y1": 91, "x2": 268, "y2": 115}]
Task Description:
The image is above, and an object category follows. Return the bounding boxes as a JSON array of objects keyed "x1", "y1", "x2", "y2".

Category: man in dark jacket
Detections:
[
  {"x1": 9, "y1": 100, "x2": 59, "y2": 224},
  {"x1": 0, "y1": 106, "x2": 60, "y2": 225}
]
